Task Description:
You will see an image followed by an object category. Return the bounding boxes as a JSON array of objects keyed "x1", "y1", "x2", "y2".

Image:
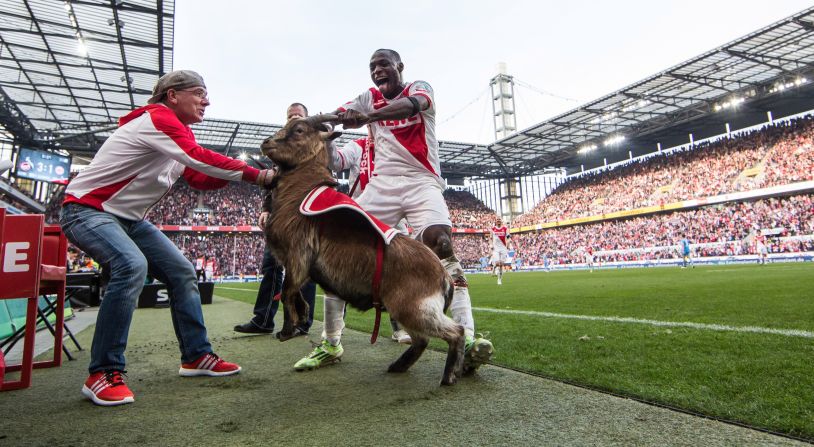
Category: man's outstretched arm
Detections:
[{"x1": 336, "y1": 95, "x2": 429, "y2": 128}]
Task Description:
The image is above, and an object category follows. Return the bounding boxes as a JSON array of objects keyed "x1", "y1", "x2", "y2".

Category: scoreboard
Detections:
[{"x1": 15, "y1": 147, "x2": 71, "y2": 183}]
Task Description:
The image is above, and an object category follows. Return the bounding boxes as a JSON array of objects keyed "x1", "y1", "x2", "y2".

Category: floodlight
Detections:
[{"x1": 603, "y1": 135, "x2": 625, "y2": 146}]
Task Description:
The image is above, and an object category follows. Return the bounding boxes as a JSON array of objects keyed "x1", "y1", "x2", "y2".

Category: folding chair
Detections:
[
  {"x1": 0, "y1": 214, "x2": 67, "y2": 391},
  {"x1": 32, "y1": 224, "x2": 70, "y2": 367}
]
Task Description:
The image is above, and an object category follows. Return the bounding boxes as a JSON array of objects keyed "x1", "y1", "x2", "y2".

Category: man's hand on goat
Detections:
[
  {"x1": 256, "y1": 169, "x2": 275, "y2": 186},
  {"x1": 337, "y1": 109, "x2": 370, "y2": 129},
  {"x1": 258, "y1": 211, "x2": 269, "y2": 227}
]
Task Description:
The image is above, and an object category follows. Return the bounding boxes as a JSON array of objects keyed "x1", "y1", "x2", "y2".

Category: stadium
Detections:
[{"x1": 0, "y1": 1, "x2": 812, "y2": 445}]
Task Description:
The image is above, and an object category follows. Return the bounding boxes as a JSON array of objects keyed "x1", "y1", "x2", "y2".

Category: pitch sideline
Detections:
[
  {"x1": 214, "y1": 287, "x2": 812, "y2": 339},
  {"x1": 472, "y1": 307, "x2": 814, "y2": 338}
]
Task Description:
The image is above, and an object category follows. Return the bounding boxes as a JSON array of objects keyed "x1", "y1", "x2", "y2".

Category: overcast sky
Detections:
[{"x1": 173, "y1": 1, "x2": 812, "y2": 144}]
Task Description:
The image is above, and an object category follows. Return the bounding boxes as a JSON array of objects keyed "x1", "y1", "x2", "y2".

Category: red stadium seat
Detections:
[
  {"x1": 0, "y1": 207, "x2": 4, "y2": 386},
  {"x1": 0, "y1": 214, "x2": 68, "y2": 391}
]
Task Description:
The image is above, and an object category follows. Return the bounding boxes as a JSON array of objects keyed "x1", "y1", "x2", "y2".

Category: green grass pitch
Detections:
[{"x1": 216, "y1": 262, "x2": 814, "y2": 439}]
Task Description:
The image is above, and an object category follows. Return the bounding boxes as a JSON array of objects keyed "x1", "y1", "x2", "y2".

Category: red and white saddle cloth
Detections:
[{"x1": 299, "y1": 185, "x2": 399, "y2": 244}]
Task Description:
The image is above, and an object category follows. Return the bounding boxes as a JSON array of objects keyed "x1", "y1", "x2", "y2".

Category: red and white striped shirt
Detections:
[
  {"x1": 491, "y1": 226, "x2": 509, "y2": 250},
  {"x1": 339, "y1": 81, "x2": 440, "y2": 183},
  {"x1": 332, "y1": 137, "x2": 375, "y2": 198},
  {"x1": 64, "y1": 104, "x2": 259, "y2": 220}
]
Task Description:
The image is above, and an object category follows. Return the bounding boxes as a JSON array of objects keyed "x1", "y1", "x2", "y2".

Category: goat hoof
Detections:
[
  {"x1": 275, "y1": 327, "x2": 306, "y2": 342},
  {"x1": 387, "y1": 362, "x2": 409, "y2": 373},
  {"x1": 440, "y1": 375, "x2": 458, "y2": 386},
  {"x1": 276, "y1": 331, "x2": 295, "y2": 342}
]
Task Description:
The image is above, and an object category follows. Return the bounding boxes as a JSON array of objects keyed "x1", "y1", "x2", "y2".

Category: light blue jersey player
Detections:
[{"x1": 680, "y1": 236, "x2": 693, "y2": 268}]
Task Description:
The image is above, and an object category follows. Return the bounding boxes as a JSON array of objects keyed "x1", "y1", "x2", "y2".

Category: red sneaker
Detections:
[
  {"x1": 179, "y1": 353, "x2": 241, "y2": 377},
  {"x1": 81, "y1": 370, "x2": 135, "y2": 406}
]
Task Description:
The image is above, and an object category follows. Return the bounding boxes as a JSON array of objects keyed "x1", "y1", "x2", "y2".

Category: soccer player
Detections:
[
  {"x1": 295, "y1": 48, "x2": 494, "y2": 373},
  {"x1": 679, "y1": 235, "x2": 693, "y2": 268},
  {"x1": 204, "y1": 255, "x2": 216, "y2": 281},
  {"x1": 194, "y1": 254, "x2": 205, "y2": 282},
  {"x1": 584, "y1": 246, "x2": 595, "y2": 273},
  {"x1": 490, "y1": 218, "x2": 510, "y2": 285},
  {"x1": 330, "y1": 136, "x2": 372, "y2": 199},
  {"x1": 756, "y1": 234, "x2": 769, "y2": 265},
  {"x1": 328, "y1": 130, "x2": 411, "y2": 344}
]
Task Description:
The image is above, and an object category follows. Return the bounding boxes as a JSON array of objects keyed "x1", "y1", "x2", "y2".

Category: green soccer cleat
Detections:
[
  {"x1": 463, "y1": 333, "x2": 494, "y2": 375},
  {"x1": 294, "y1": 340, "x2": 344, "y2": 371}
]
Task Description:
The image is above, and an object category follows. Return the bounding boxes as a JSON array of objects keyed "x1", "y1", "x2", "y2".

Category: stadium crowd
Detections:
[
  {"x1": 166, "y1": 232, "x2": 265, "y2": 277},
  {"x1": 145, "y1": 180, "x2": 199, "y2": 225},
  {"x1": 444, "y1": 189, "x2": 498, "y2": 229},
  {"x1": 514, "y1": 116, "x2": 814, "y2": 227},
  {"x1": 137, "y1": 181, "x2": 498, "y2": 229},
  {"x1": 512, "y1": 194, "x2": 814, "y2": 265},
  {"x1": 451, "y1": 234, "x2": 492, "y2": 269},
  {"x1": 199, "y1": 182, "x2": 262, "y2": 226}
]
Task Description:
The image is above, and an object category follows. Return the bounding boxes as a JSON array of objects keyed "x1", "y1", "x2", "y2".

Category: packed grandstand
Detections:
[{"x1": 37, "y1": 113, "x2": 813, "y2": 277}]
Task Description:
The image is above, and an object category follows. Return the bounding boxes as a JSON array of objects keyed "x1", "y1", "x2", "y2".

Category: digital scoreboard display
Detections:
[{"x1": 15, "y1": 147, "x2": 71, "y2": 183}]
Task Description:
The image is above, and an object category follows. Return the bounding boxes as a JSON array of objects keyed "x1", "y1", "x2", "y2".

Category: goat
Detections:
[{"x1": 260, "y1": 115, "x2": 465, "y2": 385}]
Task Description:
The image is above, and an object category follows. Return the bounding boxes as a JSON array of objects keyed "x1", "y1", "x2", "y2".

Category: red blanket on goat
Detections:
[{"x1": 299, "y1": 185, "x2": 399, "y2": 244}]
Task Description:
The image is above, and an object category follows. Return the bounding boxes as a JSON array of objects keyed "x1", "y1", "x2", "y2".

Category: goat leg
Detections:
[
  {"x1": 278, "y1": 290, "x2": 310, "y2": 341},
  {"x1": 441, "y1": 332, "x2": 465, "y2": 386},
  {"x1": 387, "y1": 335, "x2": 428, "y2": 373},
  {"x1": 277, "y1": 276, "x2": 305, "y2": 341},
  {"x1": 293, "y1": 290, "x2": 309, "y2": 329}
]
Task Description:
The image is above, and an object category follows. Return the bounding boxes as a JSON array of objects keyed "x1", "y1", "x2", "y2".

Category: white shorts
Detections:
[
  {"x1": 585, "y1": 255, "x2": 594, "y2": 264},
  {"x1": 490, "y1": 248, "x2": 509, "y2": 264},
  {"x1": 356, "y1": 174, "x2": 451, "y2": 238}
]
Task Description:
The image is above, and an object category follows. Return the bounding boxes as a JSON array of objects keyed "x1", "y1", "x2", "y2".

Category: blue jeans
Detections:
[
  {"x1": 60, "y1": 204, "x2": 212, "y2": 373},
  {"x1": 251, "y1": 249, "x2": 315, "y2": 332}
]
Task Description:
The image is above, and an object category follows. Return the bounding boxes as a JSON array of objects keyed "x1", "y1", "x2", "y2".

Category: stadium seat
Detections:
[
  {"x1": 0, "y1": 215, "x2": 68, "y2": 391},
  {"x1": 0, "y1": 302, "x2": 13, "y2": 342}
]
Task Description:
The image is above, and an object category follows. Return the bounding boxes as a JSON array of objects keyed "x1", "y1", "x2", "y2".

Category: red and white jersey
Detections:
[
  {"x1": 205, "y1": 259, "x2": 215, "y2": 272},
  {"x1": 491, "y1": 225, "x2": 509, "y2": 250},
  {"x1": 195, "y1": 257, "x2": 205, "y2": 270},
  {"x1": 332, "y1": 137, "x2": 375, "y2": 198},
  {"x1": 338, "y1": 81, "x2": 440, "y2": 182},
  {"x1": 64, "y1": 104, "x2": 258, "y2": 221}
]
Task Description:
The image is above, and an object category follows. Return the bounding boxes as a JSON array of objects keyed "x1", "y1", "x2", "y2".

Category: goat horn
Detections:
[{"x1": 303, "y1": 114, "x2": 339, "y2": 127}]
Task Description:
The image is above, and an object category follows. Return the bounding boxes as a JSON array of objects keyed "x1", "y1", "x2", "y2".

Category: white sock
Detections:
[
  {"x1": 322, "y1": 293, "x2": 346, "y2": 346},
  {"x1": 450, "y1": 287, "x2": 475, "y2": 337},
  {"x1": 441, "y1": 256, "x2": 475, "y2": 338}
]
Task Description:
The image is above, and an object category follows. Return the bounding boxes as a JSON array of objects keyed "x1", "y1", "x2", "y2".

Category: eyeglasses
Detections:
[{"x1": 176, "y1": 88, "x2": 209, "y2": 101}]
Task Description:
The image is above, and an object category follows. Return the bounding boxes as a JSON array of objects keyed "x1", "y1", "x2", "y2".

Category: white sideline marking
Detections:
[
  {"x1": 215, "y1": 286, "x2": 257, "y2": 292},
  {"x1": 472, "y1": 307, "x2": 814, "y2": 338},
  {"x1": 218, "y1": 289, "x2": 813, "y2": 339}
]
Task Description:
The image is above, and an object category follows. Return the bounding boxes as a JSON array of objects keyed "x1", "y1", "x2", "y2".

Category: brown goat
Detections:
[{"x1": 260, "y1": 115, "x2": 465, "y2": 385}]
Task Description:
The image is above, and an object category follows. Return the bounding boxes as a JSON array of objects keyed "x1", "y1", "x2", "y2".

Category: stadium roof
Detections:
[
  {"x1": 1, "y1": 3, "x2": 813, "y2": 179},
  {"x1": 487, "y1": 5, "x2": 814, "y2": 177},
  {"x1": 0, "y1": 0, "x2": 173, "y2": 147}
]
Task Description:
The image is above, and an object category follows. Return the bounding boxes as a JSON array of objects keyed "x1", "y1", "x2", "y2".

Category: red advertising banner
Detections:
[{"x1": 1, "y1": 214, "x2": 44, "y2": 298}]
